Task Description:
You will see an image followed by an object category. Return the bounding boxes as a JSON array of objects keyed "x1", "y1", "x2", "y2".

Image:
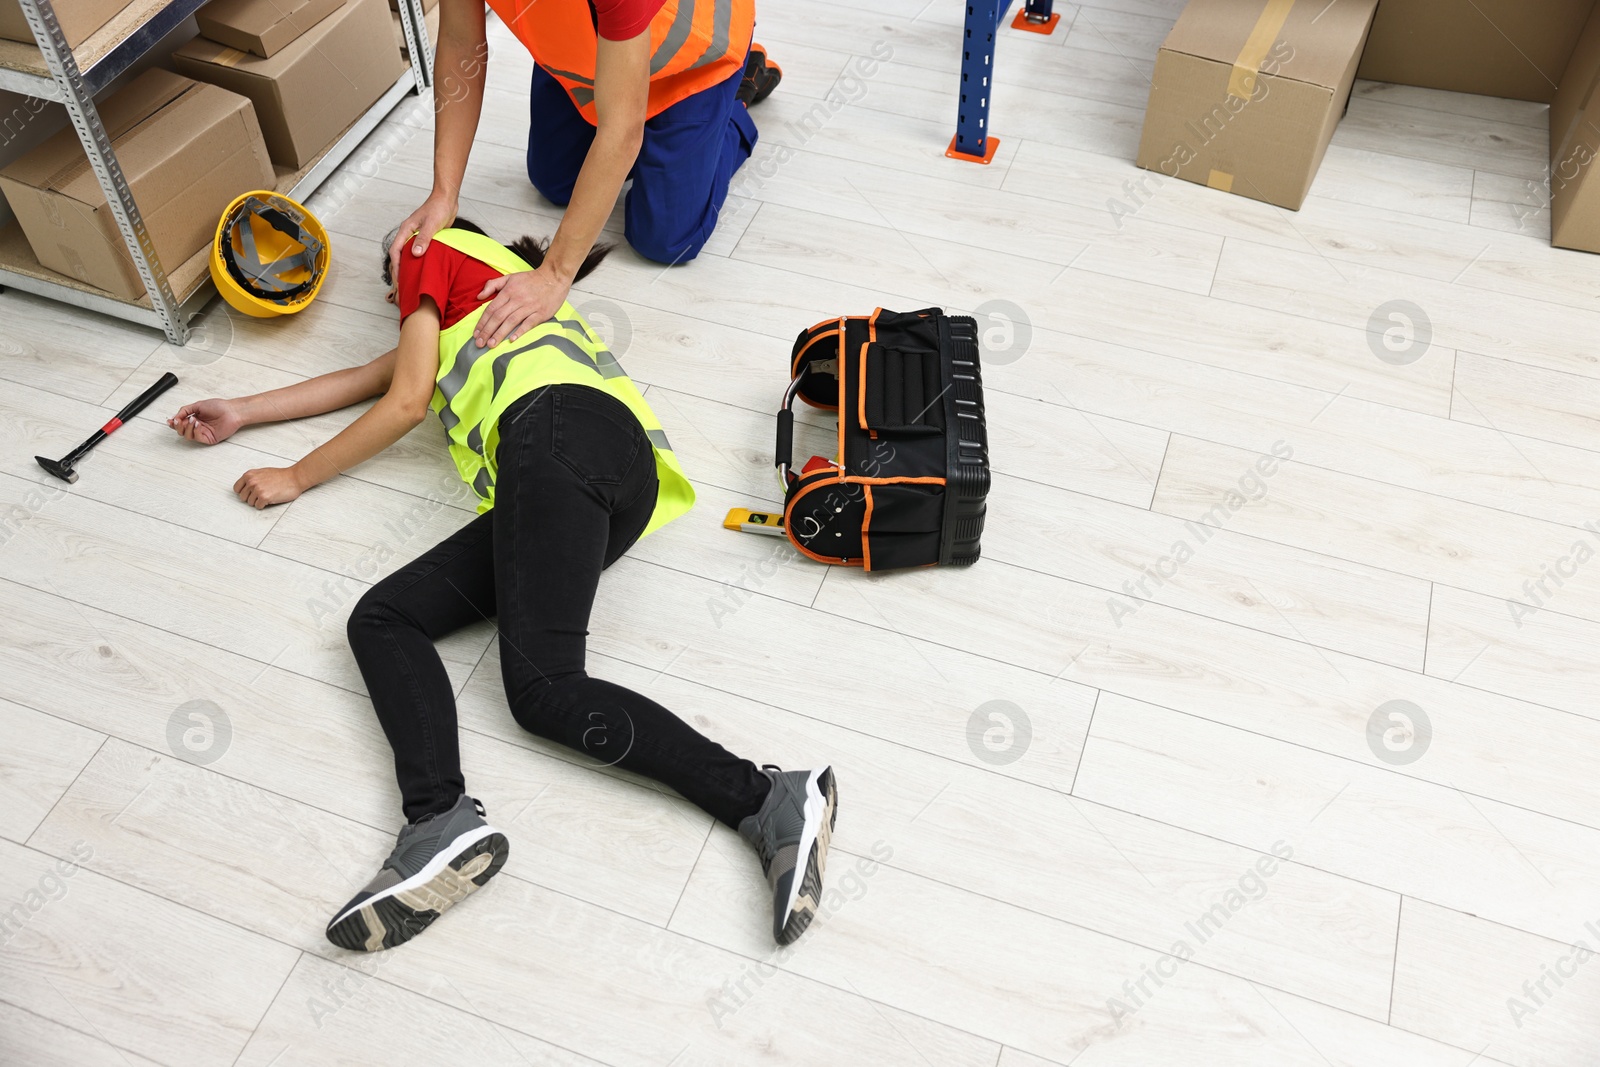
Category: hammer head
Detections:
[{"x1": 35, "y1": 455, "x2": 78, "y2": 484}]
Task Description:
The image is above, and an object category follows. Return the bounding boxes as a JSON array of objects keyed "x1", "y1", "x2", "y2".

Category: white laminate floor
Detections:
[{"x1": 2, "y1": 2, "x2": 1598, "y2": 1065}]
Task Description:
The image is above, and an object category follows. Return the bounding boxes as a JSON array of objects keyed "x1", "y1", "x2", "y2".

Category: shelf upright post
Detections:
[
  {"x1": 947, "y1": 0, "x2": 1008, "y2": 163},
  {"x1": 397, "y1": 0, "x2": 434, "y2": 92},
  {"x1": 16, "y1": 0, "x2": 188, "y2": 343}
]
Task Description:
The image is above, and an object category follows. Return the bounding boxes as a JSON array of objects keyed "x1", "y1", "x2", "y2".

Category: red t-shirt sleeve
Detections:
[
  {"x1": 396, "y1": 243, "x2": 455, "y2": 325},
  {"x1": 593, "y1": 0, "x2": 666, "y2": 41},
  {"x1": 397, "y1": 242, "x2": 503, "y2": 329}
]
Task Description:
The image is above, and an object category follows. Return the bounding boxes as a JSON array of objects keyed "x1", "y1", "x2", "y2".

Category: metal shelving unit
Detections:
[
  {"x1": 0, "y1": 0, "x2": 435, "y2": 344},
  {"x1": 948, "y1": 0, "x2": 1056, "y2": 164}
]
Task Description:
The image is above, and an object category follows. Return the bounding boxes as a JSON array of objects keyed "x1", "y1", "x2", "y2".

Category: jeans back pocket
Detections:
[{"x1": 550, "y1": 386, "x2": 644, "y2": 487}]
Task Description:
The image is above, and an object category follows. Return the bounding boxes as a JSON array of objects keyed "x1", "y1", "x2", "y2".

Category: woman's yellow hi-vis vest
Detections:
[{"x1": 427, "y1": 228, "x2": 694, "y2": 537}]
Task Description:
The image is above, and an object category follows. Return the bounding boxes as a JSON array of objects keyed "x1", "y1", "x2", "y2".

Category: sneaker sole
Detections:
[
  {"x1": 326, "y1": 829, "x2": 509, "y2": 952},
  {"x1": 777, "y1": 767, "x2": 838, "y2": 945}
]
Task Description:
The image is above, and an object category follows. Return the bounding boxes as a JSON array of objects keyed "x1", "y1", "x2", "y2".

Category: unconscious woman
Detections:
[{"x1": 167, "y1": 218, "x2": 837, "y2": 949}]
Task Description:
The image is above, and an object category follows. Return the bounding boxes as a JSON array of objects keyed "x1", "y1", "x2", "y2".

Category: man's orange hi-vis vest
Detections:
[{"x1": 488, "y1": 0, "x2": 754, "y2": 124}]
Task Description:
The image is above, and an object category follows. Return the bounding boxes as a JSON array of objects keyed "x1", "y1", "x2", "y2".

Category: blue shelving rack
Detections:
[{"x1": 948, "y1": 0, "x2": 1058, "y2": 164}]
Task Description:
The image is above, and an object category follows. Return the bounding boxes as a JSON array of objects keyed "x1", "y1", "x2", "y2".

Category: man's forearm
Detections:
[{"x1": 430, "y1": 8, "x2": 490, "y2": 205}]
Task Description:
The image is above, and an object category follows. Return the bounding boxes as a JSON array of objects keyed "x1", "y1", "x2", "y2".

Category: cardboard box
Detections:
[
  {"x1": 0, "y1": 69, "x2": 274, "y2": 299},
  {"x1": 0, "y1": 0, "x2": 132, "y2": 49},
  {"x1": 1358, "y1": 0, "x2": 1595, "y2": 104},
  {"x1": 172, "y1": 0, "x2": 404, "y2": 168},
  {"x1": 196, "y1": 0, "x2": 346, "y2": 59},
  {"x1": 1135, "y1": 0, "x2": 1379, "y2": 210},
  {"x1": 1551, "y1": 4, "x2": 1600, "y2": 252}
]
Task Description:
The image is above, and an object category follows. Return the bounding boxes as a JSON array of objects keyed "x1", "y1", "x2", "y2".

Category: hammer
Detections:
[{"x1": 36, "y1": 372, "x2": 179, "y2": 484}]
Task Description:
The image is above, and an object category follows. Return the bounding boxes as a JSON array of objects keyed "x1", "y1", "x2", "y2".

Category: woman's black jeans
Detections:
[{"x1": 347, "y1": 385, "x2": 771, "y2": 828}]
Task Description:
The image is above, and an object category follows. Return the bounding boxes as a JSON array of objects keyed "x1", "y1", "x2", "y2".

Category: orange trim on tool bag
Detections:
[
  {"x1": 783, "y1": 477, "x2": 862, "y2": 567},
  {"x1": 792, "y1": 320, "x2": 844, "y2": 411},
  {"x1": 846, "y1": 475, "x2": 947, "y2": 486},
  {"x1": 862, "y1": 484, "x2": 875, "y2": 570},
  {"x1": 790, "y1": 322, "x2": 841, "y2": 378},
  {"x1": 836, "y1": 325, "x2": 848, "y2": 481},
  {"x1": 796, "y1": 390, "x2": 838, "y2": 412},
  {"x1": 857, "y1": 309, "x2": 882, "y2": 433},
  {"x1": 858, "y1": 342, "x2": 875, "y2": 435}
]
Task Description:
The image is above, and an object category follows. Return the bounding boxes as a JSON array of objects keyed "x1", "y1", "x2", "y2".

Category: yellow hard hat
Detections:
[{"x1": 210, "y1": 191, "x2": 330, "y2": 318}]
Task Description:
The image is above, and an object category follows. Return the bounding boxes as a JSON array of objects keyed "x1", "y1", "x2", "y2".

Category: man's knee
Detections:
[{"x1": 627, "y1": 218, "x2": 709, "y2": 265}]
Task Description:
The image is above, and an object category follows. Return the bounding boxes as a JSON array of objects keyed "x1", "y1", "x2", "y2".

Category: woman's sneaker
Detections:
[
  {"x1": 326, "y1": 794, "x2": 508, "y2": 952},
  {"x1": 738, "y1": 766, "x2": 838, "y2": 945}
]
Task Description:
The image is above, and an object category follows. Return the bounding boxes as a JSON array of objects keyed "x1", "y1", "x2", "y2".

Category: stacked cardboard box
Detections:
[
  {"x1": 196, "y1": 0, "x2": 346, "y2": 58},
  {"x1": 0, "y1": 0, "x2": 133, "y2": 49},
  {"x1": 0, "y1": 69, "x2": 274, "y2": 298},
  {"x1": 174, "y1": 0, "x2": 404, "y2": 169},
  {"x1": 1137, "y1": 0, "x2": 1600, "y2": 253},
  {"x1": 1358, "y1": 0, "x2": 1600, "y2": 252},
  {"x1": 1551, "y1": 5, "x2": 1600, "y2": 252},
  {"x1": 1135, "y1": 0, "x2": 1379, "y2": 210},
  {"x1": 1359, "y1": 0, "x2": 1594, "y2": 104}
]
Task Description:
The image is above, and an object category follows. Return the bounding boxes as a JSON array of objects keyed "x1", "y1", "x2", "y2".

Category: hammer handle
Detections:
[
  {"x1": 113, "y1": 372, "x2": 179, "y2": 426},
  {"x1": 62, "y1": 372, "x2": 180, "y2": 466}
]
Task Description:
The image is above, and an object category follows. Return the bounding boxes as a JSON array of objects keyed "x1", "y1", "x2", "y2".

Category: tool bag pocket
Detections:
[
  {"x1": 860, "y1": 341, "x2": 945, "y2": 435},
  {"x1": 860, "y1": 481, "x2": 945, "y2": 570}
]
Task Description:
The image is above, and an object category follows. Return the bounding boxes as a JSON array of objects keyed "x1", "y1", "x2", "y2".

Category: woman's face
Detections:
[{"x1": 385, "y1": 283, "x2": 398, "y2": 306}]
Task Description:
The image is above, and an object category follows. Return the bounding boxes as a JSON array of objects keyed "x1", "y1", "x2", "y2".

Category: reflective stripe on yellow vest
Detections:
[
  {"x1": 428, "y1": 228, "x2": 694, "y2": 537},
  {"x1": 486, "y1": 0, "x2": 754, "y2": 123}
]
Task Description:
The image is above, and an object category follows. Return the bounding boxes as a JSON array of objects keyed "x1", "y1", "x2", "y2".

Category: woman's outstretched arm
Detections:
[
  {"x1": 234, "y1": 303, "x2": 443, "y2": 508},
  {"x1": 169, "y1": 348, "x2": 398, "y2": 445}
]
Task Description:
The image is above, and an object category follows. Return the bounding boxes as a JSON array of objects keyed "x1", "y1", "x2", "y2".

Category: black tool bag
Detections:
[{"x1": 776, "y1": 307, "x2": 990, "y2": 570}]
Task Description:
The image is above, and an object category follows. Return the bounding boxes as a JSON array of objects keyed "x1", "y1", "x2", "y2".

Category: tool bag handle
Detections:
[{"x1": 775, "y1": 365, "x2": 810, "y2": 486}]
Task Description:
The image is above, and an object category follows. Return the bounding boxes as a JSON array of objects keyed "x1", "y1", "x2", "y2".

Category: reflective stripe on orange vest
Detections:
[{"x1": 487, "y1": 0, "x2": 753, "y2": 123}]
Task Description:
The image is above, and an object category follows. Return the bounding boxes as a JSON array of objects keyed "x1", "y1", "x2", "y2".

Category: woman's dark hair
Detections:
[{"x1": 380, "y1": 216, "x2": 611, "y2": 287}]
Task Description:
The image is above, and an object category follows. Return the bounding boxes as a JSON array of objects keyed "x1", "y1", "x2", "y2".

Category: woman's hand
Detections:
[
  {"x1": 474, "y1": 265, "x2": 572, "y2": 348},
  {"x1": 169, "y1": 398, "x2": 244, "y2": 445},
  {"x1": 233, "y1": 466, "x2": 307, "y2": 509},
  {"x1": 390, "y1": 193, "x2": 460, "y2": 284}
]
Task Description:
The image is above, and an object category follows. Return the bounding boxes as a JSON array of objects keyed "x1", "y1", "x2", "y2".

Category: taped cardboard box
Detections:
[
  {"x1": 1551, "y1": 3, "x2": 1600, "y2": 253},
  {"x1": 197, "y1": 0, "x2": 346, "y2": 59},
  {"x1": 1136, "y1": 0, "x2": 1379, "y2": 211},
  {"x1": 0, "y1": 69, "x2": 273, "y2": 299},
  {"x1": 1359, "y1": 0, "x2": 1595, "y2": 104},
  {"x1": 172, "y1": 0, "x2": 404, "y2": 168},
  {"x1": 0, "y1": 0, "x2": 133, "y2": 48}
]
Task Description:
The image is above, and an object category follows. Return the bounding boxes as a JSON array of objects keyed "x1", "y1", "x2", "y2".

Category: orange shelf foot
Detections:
[
  {"x1": 945, "y1": 133, "x2": 1000, "y2": 164},
  {"x1": 1010, "y1": 9, "x2": 1061, "y2": 34}
]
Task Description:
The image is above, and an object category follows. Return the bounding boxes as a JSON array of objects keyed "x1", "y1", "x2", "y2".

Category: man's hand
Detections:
[
  {"x1": 233, "y1": 466, "x2": 307, "y2": 509},
  {"x1": 474, "y1": 265, "x2": 573, "y2": 348},
  {"x1": 168, "y1": 398, "x2": 244, "y2": 445},
  {"x1": 390, "y1": 194, "x2": 460, "y2": 284}
]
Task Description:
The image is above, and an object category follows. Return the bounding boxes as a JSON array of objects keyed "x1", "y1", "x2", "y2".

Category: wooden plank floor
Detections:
[{"x1": 1, "y1": 1, "x2": 1596, "y2": 1063}]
